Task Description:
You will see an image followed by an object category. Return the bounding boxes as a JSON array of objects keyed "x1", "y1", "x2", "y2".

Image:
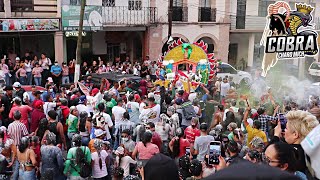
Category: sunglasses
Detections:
[{"x1": 145, "y1": 127, "x2": 151, "y2": 130}]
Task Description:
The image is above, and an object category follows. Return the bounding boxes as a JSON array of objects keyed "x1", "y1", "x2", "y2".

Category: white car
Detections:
[
  {"x1": 216, "y1": 63, "x2": 252, "y2": 85},
  {"x1": 308, "y1": 62, "x2": 320, "y2": 81}
]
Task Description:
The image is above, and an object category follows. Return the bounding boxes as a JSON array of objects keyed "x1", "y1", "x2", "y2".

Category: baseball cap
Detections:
[
  {"x1": 115, "y1": 146, "x2": 125, "y2": 155},
  {"x1": 91, "y1": 88, "x2": 99, "y2": 96},
  {"x1": 34, "y1": 101, "x2": 44, "y2": 109},
  {"x1": 47, "y1": 77, "x2": 53, "y2": 83},
  {"x1": 34, "y1": 91, "x2": 42, "y2": 95},
  {"x1": 79, "y1": 95, "x2": 86, "y2": 104},
  {"x1": 69, "y1": 106, "x2": 77, "y2": 113},
  {"x1": 13, "y1": 82, "x2": 21, "y2": 88},
  {"x1": 94, "y1": 129, "x2": 106, "y2": 138},
  {"x1": 3, "y1": 86, "x2": 13, "y2": 91}
]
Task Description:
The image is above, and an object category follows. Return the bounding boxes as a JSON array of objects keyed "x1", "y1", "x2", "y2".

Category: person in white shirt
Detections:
[
  {"x1": 139, "y1": 97, "x2": 160, "y2": 124},
  {"x1": 43, "y1": 94, "x2": 58, "y2": 118},
  {"x1": 215, "y1": 77, "x2": 222, "y2": 94},
  {"x1": 76, "y1": 95, "x2": 92, "y2": 117},
  {"x1": 223, "y1": 100, "x2": 239, "y2": 121},
  {"x1": 220, "y1": 77, "x2": 230, "y2": 97},
  {"x1": 24, "y1": 59, "x2": 32, "y2": 85},
  {"x1": 114, "y1": 112, "x2": 135, "y2": 149},
  {"x1": 112, "y1": 98, "x2": 127, "y2": 126},
  {"x1": 115, "y1": 146, "x2": 136, "y2": 178},
  {"x1": 92, "y1": 103, "x2": 114, "y2": 141},
  {"x1": 126, "y1": 95, "x2": 140, "y2": 126}
]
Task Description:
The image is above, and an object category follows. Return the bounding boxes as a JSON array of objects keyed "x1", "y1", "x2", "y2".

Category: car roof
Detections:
[{"x1": 89, "y1": 73, "x2": 141, "y2": 82}]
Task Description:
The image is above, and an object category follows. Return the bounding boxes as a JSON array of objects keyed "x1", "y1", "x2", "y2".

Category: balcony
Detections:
[
  {"x1": 102, "y1": 6, "x2": 157, "y2": 26},
  {"x1": 11, "y1": 0, "x2": 34, "y2": 12},
  {"x1": 198, "y1": 7, "x2": 216, "y2": 22},
  {"x1": 172, "y1": 7, "x2": 188, "y2": 22}
]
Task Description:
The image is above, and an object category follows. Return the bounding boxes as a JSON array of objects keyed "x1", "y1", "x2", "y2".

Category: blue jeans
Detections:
[
  {"x1": 18, "y1": 168, "x2": 36, "y2": 180},
  {"x1": 34, "y1": 77, "x2": 41, "y2": 86},
  {"x1": 26, "y1": 72, "x2": 32, "y2": 85},
  {"x1": 5, "y1": 73, "x2": 11, "y2": 86},
  {"x1": 12, "y1": 160, "x2": 19, "y2": 180},
  {"x1": 19, "y1": 76, "x2": 27, "y2": 85},
  {"x1": 69, "y1": 74, "x2": 74, "y2": 83},
  {"x1": 62, "y1": 76, "x2": 69, "y2": 84}
]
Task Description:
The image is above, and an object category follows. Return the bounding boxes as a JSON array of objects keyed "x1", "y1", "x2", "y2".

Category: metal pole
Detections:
[{"x1": 74, "y1": 0, "x2": 86, "y2": 84}]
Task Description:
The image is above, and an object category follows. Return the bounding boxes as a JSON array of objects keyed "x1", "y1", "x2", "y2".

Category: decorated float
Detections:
[{"x1": 155, "y1": 38, "x2": 219, "y2": 91}]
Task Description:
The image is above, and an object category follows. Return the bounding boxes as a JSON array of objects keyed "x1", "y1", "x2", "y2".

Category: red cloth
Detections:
[
  {"x1": 152, "y1": 132, "x2": 162, "y2": 150},
  {"x1": 32, "y1": 145, "x2": 41, "y2": 163},
  {"x1": 9, "y1": 105, "x2": 33, "y2": 130},
  {"x1": 30, "y1": 109, "x2": 46, "y2": 133},
  {"x1": 178, "y1": 138, "x2": 191, "y2": 157},
  {"x1": 184, "y1": 126, "x2": 200, "y2": 144}
]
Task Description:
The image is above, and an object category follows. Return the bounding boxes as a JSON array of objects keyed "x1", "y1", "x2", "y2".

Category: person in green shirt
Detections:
[
  {"x1": 64, "y1": 134, "x2": 91, "y2": 178},
  {"x1": 66, "y1": 106, "x2": 79, "y2": 141}
]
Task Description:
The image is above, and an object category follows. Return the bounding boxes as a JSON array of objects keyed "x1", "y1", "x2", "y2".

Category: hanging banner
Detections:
[
  {"x1": 260, "y1": 1, "x2": 319, "y2": 77},
  {"x1": 0, "y1": 19, "x2": 60, "y2": 32}
]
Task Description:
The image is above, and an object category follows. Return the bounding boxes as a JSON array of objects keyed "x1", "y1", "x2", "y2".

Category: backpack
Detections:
[
  {"x1": 181, "y1": 101, "x2": 197, "y2": 121},
  {"x1": 78, "y1": 147, "x2": 92, "y2": 178}
]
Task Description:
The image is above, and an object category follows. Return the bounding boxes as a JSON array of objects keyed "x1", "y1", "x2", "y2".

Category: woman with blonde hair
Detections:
[{"x1": 273, "y1": 110, "x2": 319, "y2": 176}]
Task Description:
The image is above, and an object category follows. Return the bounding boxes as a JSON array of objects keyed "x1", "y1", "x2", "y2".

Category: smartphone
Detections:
[
  {"x1": 278, "y1": 113, "x2": 287, "y2": 131},
  {"x1": 185, "y1": 147, "x2": 190, "y2": 156},
  {"x1": 208, "y1": 141, "x2": 221, "y2": 165}
]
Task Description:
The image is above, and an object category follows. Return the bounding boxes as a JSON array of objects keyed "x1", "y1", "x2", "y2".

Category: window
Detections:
[
  {"x1": 236, "y1": 0, "x2": 246, "y2": 29},
  {"x1": 103, "y1": 0, "x2": 115, "y2": 7},
  {"x1": 200, "y1": 0, "x2": 210, "y2": 8},
  {"x1": 220, "y1": 64, "x2": 237, "y2": 74},
  {"x1": 128, "y1": 0, "x2": 142, "y2": 10},
  {"x1": 0, "y1": 1, "x2": 4, "y2": 11},
  {"x1": 310, "y1": 62, "x2": 320, "y2": 70},
  {"x1": 258, "y1": 0, "x2": 275, "y2": 17},
  {"x1": 173, "y1": 0, "x2": 183, "y2": 7},
  {"x1": 11, "y1": 0, "x2": 34, "y2": 12}
]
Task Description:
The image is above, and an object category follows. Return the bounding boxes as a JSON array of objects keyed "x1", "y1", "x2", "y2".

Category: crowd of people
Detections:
[{"x1": 0, "y1": 54, "x2": 320, "y2": 180}]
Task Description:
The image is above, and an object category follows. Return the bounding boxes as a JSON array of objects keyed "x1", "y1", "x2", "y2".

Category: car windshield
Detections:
[{"x1": 310, "y1": 63, "x2": 320, "y2": 70}]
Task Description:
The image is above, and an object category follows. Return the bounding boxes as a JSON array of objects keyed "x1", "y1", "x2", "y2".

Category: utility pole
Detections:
[
  {"x1": 74, "y1": 0, "x2": 86, "y2": 84},
  {"x1": 168, "y1": 0, "x2": 173, "y2": 39}
]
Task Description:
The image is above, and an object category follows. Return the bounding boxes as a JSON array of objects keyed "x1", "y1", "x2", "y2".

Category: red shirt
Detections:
[
  {"x1": 30, "y1": 109, "x2": 46, "y2": 133},
  {"x1": 9, "y1": 105, "x2": 33, "y2": 130},
  {"x1": 152, "y1": 132, "x2": 162, "y2": 150},
  {"x1": 184, "y1": 126, "x2": 200, "y2": 144},
  {"x1": 169, "y1": 138, "x2": 191, "y2": 158}
]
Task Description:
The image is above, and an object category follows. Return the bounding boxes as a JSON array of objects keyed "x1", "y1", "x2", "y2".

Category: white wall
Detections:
[
  {"x1": 92, "y1": 31, "x2": 107, "y2": 55},
  {"x1": 157, "y1": 0, "x2": 168, "y2": 23},
  {"x1": 188, "y1": 0, "x2": 198, "y2": 22},
  {"x1": 215, "y1": 0, "x2": 226, "y2": 21}
]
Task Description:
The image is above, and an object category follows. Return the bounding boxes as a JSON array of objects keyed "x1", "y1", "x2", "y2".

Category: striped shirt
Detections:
[{"x1": 7, "y1": 121, "x2": 28, "y2": 146}]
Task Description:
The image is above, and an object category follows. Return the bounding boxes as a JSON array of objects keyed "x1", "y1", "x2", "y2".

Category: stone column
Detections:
[
  {"x1": 54, "y1": 31, "x2": 65, "y2": 64},
  {"x1": 4, "y1": 0, "x2": 11, "y2": 18},
  {"x1": 247, "y1": 33, "x2": 255, "y2": 68}
]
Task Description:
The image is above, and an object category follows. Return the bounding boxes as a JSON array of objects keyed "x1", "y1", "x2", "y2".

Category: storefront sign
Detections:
[
  {"x1": 0, "y1": 19, "x2": 60, "y2": 32},
  {"x1": 65, "y1": 31, "x2": 87, "y2": 37},
  {"x1": 260, "y1": 1, "x2": 318, "y2": 77},
  {"x1": 62, "y1": 5, "x2": 103, "y2": 31}
]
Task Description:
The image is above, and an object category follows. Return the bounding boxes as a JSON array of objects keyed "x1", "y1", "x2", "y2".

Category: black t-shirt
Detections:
[{"x1": 1, "y1": 95, "x2": 13, "y2": 120}]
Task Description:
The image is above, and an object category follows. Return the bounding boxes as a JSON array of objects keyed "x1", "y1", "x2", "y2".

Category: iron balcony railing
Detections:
[
  {"x1": 11, "y1": 0, "x2": 34, "y2": 12},
  {"x1": 198, "y1": 7, "x2": 216, "y2": 22},
  {"x1": 172, "y1": 7, "x2": 188, "y2": 22},
  {"x1": 102, "y1": 6, "x2": 157, "y2": 26}
]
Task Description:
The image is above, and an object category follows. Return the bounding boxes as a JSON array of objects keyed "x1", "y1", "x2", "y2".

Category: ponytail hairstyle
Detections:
[
  {"x1": 94, "y1": 139, "x2": 103, "y2": 169},
  {"x1": 172, "y1": 128, "x2": 184, "y2": 158},
  {"x1": 79, "y1": 111, "x2": 88, "y2": 132},
  {"x1": 72, "y1": 134, "x2": 84, "y2": 165},
  {"x1": 271, "y1": 142, "x2": 299, "y2": 173},
  {"x1": 142, "y1": 131, "x2": 152, "y2": 147}
]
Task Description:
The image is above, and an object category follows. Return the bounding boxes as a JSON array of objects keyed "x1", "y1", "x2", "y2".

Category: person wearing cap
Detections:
[
  {"x1": 9, "y1": 97, "x2": 32, "y2": 130},
  {"x1": 139, "y1": 96, "x2": 160, "y2": 124},
  {"x1": 30, "y1": 100, "x2": 46, "y2": 133},
  {"x1": 66, "y1": 106, "x2": 79, "y2": 141},
  {"x1": 41, "y1": 84, "x2": 56, "y2": 102},
  {"x1": 91, "y1": 139, "x2": 109, "y2": 179},
  {"x1": 192, "y1": 123, "x2": 215, "y2": 162},
  {"x1": 76, "y1": 95, "x2": 91, "y2": 117},
  {"x1": 61, "y1": 62, "x2": 69, "y2": 85},
  {"x1": 1, "y1": 86, "x2": 14, "y2": 127},
  {"x1": 12, "y1": 82, "x2": 26, "y2": 101},
  {"x1": 88, "y1": 129, "x2": 106, "y2": 153},
  {"x1": 50, "y1": 61, "x2": 62, "y2": 88}
]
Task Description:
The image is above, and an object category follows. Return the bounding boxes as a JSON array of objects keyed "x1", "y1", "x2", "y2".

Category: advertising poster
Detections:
[{"x1": 0, "y1": 19, "x2": 60, "y2": 32}]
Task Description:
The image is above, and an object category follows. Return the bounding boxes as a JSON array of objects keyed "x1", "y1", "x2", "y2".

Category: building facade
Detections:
[
  {"x1": 147, "y1": 0, "x2": 231, "y2": 63},
  {"x1": 229, "y1": 0, "x2": 320, "y2": 73},
  {"x1": 0, "y1": 0, "x2": 63, "y2": 63}
]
